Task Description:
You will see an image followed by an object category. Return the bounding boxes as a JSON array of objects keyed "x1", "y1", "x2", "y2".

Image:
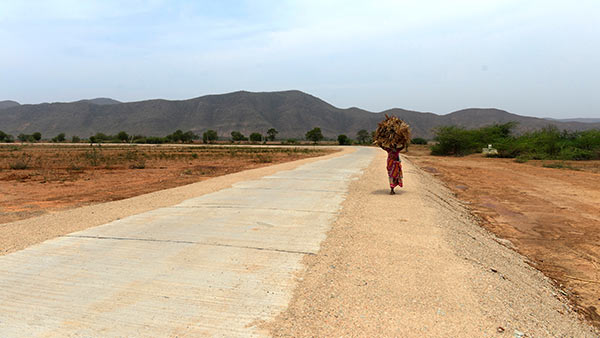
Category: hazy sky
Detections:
[{"x1": 1, "y1": 0, "x2": 599, "y2": 118}]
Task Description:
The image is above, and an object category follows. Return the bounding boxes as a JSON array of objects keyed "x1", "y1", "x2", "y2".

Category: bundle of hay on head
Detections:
[{"x1": 373, "y1": 114, "x2": 411, "y2": 150}]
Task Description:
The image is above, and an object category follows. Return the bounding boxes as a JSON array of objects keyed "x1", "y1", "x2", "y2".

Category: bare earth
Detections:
[
  {"x1": 264, "y1": 148, "x2": 596, "y2": 336},
  {"x1": 406, "y1": 145, "x2": 600, "y2": 327}
]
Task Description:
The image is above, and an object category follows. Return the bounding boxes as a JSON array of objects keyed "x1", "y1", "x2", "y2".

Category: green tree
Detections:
[
  {"x1": 267, "y1": 128, "x2": 278, "y2": 141},
  {"x1": 52, "y1": 133, "x2": 66, "y2": 142},
  {"x1": 231, "y1": 131, "x2": 247, "y2": 142},
  {"x1": 411, "y1": 137, "x2": 427, "y2": 145},
  {"x1": 356, "y1": 129, "x2": 371, "y2": 144},
  {"x1": 249, "y1": 132, "x2": 263, "y2": 143},
  {"x1": 202, "y1": 130, "x2": 218, "y2": 143},
  {"x1": 72, "y1": 135, "x2": 81, "y2": 143},
  {"x1": 181, "y1": 130, "x2": 198, "y2": 143},
  {"x1": 117, "y1": 131, "x2": 129, "y2": 142},
  {"x1": 305, "y1": 127, "x2": 324, "y2": 144},
  {"x1": 32, "y1": 132, "x2": 42, "y2": 141},
  {"x1": 0, "y1": 130, "x2": 7, "y2": 142},
  {"x1": 17, "y1": 133, "x2": 29, "y2": 142},
  {"x1": 337, "y1": 134, "x2": 351, "y2": 145}
]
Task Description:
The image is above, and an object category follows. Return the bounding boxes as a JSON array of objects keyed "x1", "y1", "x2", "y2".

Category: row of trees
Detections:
[{"x1": 1, "y1": 127, "x2": 419, "y2": 145}]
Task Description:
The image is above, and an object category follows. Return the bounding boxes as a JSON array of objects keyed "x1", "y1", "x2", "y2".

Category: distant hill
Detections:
[
  {"x1": 0, "y1": 100, "x2": 20, "y2": 110},
  {"x1": 546, "y1": 118, "x2": 600, "y2": 124},
  {"x1": 0, "y1": 91, "x2": 598, "y2": 139},
  {"x1": 77, "y1": 98, "x2": 121, "y2": 105}
]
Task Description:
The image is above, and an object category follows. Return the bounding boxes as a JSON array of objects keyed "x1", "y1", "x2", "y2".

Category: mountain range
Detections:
[{"x1": 1, "y1": 91, "x2": 598, "y2": 139}]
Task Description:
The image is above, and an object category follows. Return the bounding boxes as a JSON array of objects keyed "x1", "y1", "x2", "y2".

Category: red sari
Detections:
[{"x1": 384, "y1": 147, "x2": 403, "y2": 188}]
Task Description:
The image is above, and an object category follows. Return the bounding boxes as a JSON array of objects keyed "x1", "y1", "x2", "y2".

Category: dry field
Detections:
[
  {"x1": 406, "y1": 145, "x2": 600, "y2": 327},
  {"x1": 0, "y1": 144, "x2": 332, "y2": 224}
]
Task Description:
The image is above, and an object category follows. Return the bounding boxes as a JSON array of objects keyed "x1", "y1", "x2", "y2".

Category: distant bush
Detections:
[
  {"x1": 202, "y1": 130, "x2": 218, "y2": 144},
  {"x1": 411, "y1": 137, "x2": 427, "y2": 145},
  {"x1": 337, "y1": 134, "x2": 351, "y2": 145},
  {"x1": 231, "y1": 131, "x2": 248, "y2": 142},
  {"x1": 52, "y1": 133, "x2": 66, "y2": 142},
  {"x1": 71, "y1": 135, "x2": 81, "y2": 143},
  {"x1": 249, "y1": 132, "x2": 263, "y2": 143},
  {"x1": 285, "y1": 138, "x2": 298, "y2": 144}
]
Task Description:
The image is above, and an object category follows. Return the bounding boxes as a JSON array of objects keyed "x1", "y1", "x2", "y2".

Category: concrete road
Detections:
[{"x1": 0, "y1": 148, "x2": 374, "y2": 337}]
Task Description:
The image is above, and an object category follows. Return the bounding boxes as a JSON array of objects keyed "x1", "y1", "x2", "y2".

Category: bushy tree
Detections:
[
  {"x1": 267, "y1": 128, "x2": 278, "y2": 141},
  {"x1": 71, "y1": 135, "x2": 81, "y2": 143},
  {"x1": 411, "y1": 137, "x2": 427, "y2": 145},
  {"x1": 202, "y1": 130, "x2": 218, "y2": 143},
  {"x1": 337, "y1": 134, "x2": 351, "y2": 145},
  {"x1": 305, "y1": 127, "x2": 324, "y2": 144},
  {"x1": 231, "y1": 131, "x2": 247, "y2": 142},
  {"x1": 117, "y1": 131, "x2": 129, "y2": 142},
  {"x1": 52, "y1": 133, "x2": 66, "y2": 142},
  {"x1": 32, "y1": 132, "x2": 42, "y2": 141},
  {"x1": 249, "y1": 132, "x2": 262, "y2": 143},
  {"x1": 356, "y1": 129, "x2": 371, "y2": 144}
]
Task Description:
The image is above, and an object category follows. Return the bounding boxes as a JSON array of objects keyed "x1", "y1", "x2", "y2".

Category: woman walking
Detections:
[{"x1": 382, "y1": 145, "x2": 404, "y2": 194}]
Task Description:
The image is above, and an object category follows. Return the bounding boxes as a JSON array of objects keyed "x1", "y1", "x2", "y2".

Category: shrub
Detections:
[
  {"x1": 249, "y1": 132, "x2": 263, "y2": 143},
  {"x1": 337, "y1": 134, "x2": 351, "y2": 145},
  {"x1": 71, "y1": 136, "x2": 81, "y2": 143},
  {"x1": 231, "y1": 131, "x2": 247, "y2": 142},
  {"x1": 32, "y1": 132, "x2": 42, "y2": 141},
  {"x1": 285, "y1": 138, "x2": 298, "y2": 144},
  {"x1": 411, "y1": 137, "x2": 427, "y2": 145}
]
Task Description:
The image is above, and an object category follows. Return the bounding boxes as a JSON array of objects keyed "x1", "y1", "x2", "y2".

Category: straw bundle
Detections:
[{"x1": 373, "y1": 115, "x2": 411, "y2": 149}]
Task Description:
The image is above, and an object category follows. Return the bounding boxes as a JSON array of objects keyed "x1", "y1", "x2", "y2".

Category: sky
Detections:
[{"x1": 1, "y1": 0, "x2": 599, "y2": 118}]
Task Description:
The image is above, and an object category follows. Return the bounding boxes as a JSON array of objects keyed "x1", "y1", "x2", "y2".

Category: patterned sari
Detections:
[{"x1": 384, "y1": 147, "x2": 403, "y2": 188}]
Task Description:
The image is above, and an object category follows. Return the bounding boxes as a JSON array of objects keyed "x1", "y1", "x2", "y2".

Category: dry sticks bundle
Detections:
[{"x1": 373, "y1": 115, "x2": 411, "y2": 149}]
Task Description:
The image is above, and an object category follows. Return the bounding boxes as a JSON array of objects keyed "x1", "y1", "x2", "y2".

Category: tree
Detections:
[
  {"x1": 356, "y1": 129, "x2": 371, "y2": 144},
  {"x1": 305, "y1": 127, "x2": 324, "y2": 144},
  {"x1": 52, "y1": 133, "x2": 66, "y2": 142},
  {"x1": 231, "y1": 131, "x2": 247, "y2": 142},
  {"x1": 72, "y1": 135, "x2": 81, "y2": 143},
  {"x1": 202, "y1": 130, "x2": 218, "y2": 144},
  {"x1": 32, "y1": 132, "x2": 42, "y2": 141},
  {"x1": 411, "y1": 137, "x2": 427, "y2": 145},
  {"x1": 267, "y1": 128, "x2": 278, "y2": 141},
  {"x1": 117, "y1": 131, "x2": 129, "y2": 142},
  {"x1": 0, "y1": 130, "x2": 7, "y2": 142},
  {"x1": 181, "y1": 130, "x2": 198, "y2": 143},
  {"x1": 337, "y1": 134, "x2": 351, "y2": 145},
  {"x1": 17, "y1": 133, "x2": 28, "y2": 142},
  {"x1": 249, "y1": 132, "x2": 262, "y2": 143}
]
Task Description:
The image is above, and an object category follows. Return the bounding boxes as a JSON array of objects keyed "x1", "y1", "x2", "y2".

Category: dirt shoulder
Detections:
[
  {"x1": 264, "y1": 149, "x2": 596, "y2": 336},
  {"x1": 406, "y1": 145, "x2": 600, "y2": 327},
  {"x1": 0, "y1": 146, "x2": 350, "y2": 256}
]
